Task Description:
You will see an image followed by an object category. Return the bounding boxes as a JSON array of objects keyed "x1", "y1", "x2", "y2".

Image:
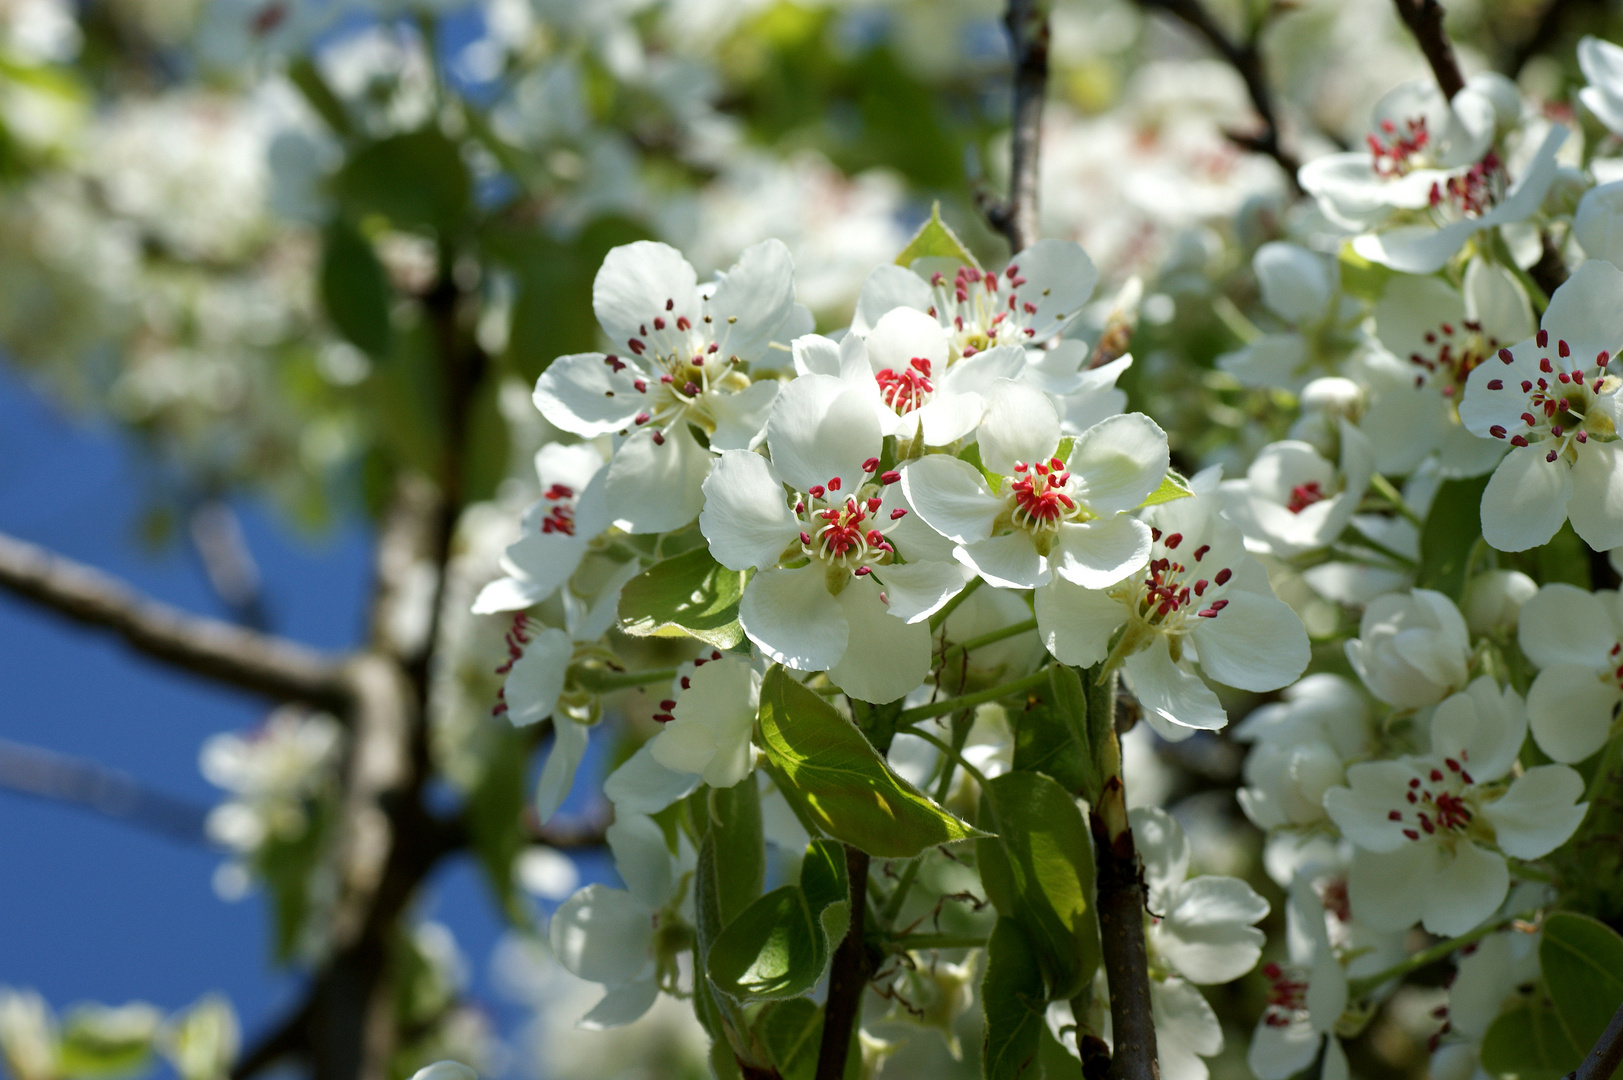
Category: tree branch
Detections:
[
  {"x1": 1135, "y1": 0, "x2": 1300, "y2": 181},
  {"x1": 982, "y1": 0, "x2": 1050, "y2": 252},
  {"x1": 1569, "y1": 999, "x2": 1623, "y2": 1080},
  {"x1": 1392, "y1": 0, "x2": 1467, "y2": 99},
  {"x1": 814, "y1": 845, "x2": 873, "y2": 1080},
  {"x1": 0, "y1": 736, "x2": 211, "y2": 844},
  {"x1": 0, "y1": 530, "x2": 352, "y2": 711}
]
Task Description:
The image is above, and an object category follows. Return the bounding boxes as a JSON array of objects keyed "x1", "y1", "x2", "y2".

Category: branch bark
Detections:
[
  {"x1": 0, "y1": 530, "x2": 352, "y2": 711},
  {"x1": 1392, "y1": 0, "x2": 1467, "y2": 99},
  {"x1": 1569, "y1": 998, "x2": 1623, "y2": 1080},
  {"x1": 1135, "y1": 0, "x2": 1300, "y2": 181},
  {"x1": 984, "y1": 0, "x2": 1050, "y2": 253},
  {"x1": 814, "y1": 845, "x2": 873, "y2": 1080},
  {"x1": 0, "y1": 736, "x2": 210, "y2": 844}
]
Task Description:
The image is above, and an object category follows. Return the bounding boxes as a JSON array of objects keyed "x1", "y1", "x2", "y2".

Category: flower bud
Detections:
[
  {"x1": 1462, "y1": 569, "x2": 1538, "y2": 635},
  {"x1": 1298, "y1": 377, "x2": 1364, "y2": 418}
]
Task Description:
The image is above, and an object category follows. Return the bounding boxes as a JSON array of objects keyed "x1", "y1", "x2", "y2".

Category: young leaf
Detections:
[
  {"x1": 894, "y1": 202, "x2": 979, "y2": 270},
  {"x1": 320, "y1": 220, "x2": 393, "y2": 360},
  {"x1": 756, "y1": 667, "x2": 986, "y2": 858},
  {"x1": 708, "y1": 885, "x2": 826, "y2": 1001},
  {"x1": 618, "y1": 545, "x2": 746, "y2": 649},
  {"x1": 977, "y1": 771, "x2": 1101, "y2": 1001},
  {"x1": 1138, "y1": 470, "x2": 1193, "y2": 508},
  {"x1": 981, "y1": 918, "x2": 1047, "y2": 1080},
  {"x1": 753, "y1": 998, "x2": 861, "y2": 1080},
  {"x1": 335, "y1": 128, "x2": 471, "y2": 233},
  {"x1": 1479, "y1": 998, "x2": 1583, "y2": 1080},
  {"x1": 1540, "y1": 912, "x2": 1623, "y2": 1050}
]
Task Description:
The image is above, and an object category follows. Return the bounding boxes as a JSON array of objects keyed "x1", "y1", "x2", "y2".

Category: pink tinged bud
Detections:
[
  {"x1": 1578, "y1": 431, "x2": 1589, "y2": 443},
  {"x1": 890, "y1": 508, "x2": 908, "y2": 520},
  {"x1": 881, "y1": 471, "x2": 901, "y2": 485},
  {"x1": 1511, "y1": 435, "x2": 1528, "y2": 446},
  {"x1": 1490, "y1": 425, "x2": 1507, "y2": 439},
  {"x1": 1538, "y1": 329, "x2": 1549, "y2": 348},
  {"x1": 799, "y1": 530, "x2": 812, "y2": 545},
  {"x1": 660, "y1": 373, "x2": 674, "y2": 383},
  {"x1": 854, "y1": 566, "x2": 872, "y2": 576},
  {"x1": 1487, "y1": 379, "x2": 1502, "y2": 390},
  {"x1": 862, "y1": 457, "x2": 880, "y2": 472}
]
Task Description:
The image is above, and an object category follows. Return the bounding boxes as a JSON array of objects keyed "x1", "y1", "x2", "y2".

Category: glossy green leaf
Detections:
[
  {"x1": 1417, "y1": 475, "x2": 1489, "y2": 599},
  {"x1": 757, "y1": 667, "x2": 985, "y2": 858},
  {"x1": 1479, "y1": 998, "x2": 1583, "y2": 1080},
  {"x1": 978, "y1": 772, "x2": 1100, "y2": 1001},
  {"x1": 691, "y1": 783, "x2": 771, "y2": 1071},
  {"x1": 1139, "y1": 470, "x2": 1193, "y2": 508},
  {"x1": 981, "y1": 918, "x2": 1046, "y2": 1080},
  {"x1": 335, "y1": 128, "x2": 470, "y2": 233},
  {"x1": 618, "y1": 545, "x2": 746, "y2": 649},
  {"x1": 895, "y1": 202, "x2": 978, "y2": 269},
  {"x1": 319, "y1": 220, "x2": 393, "y2": 360},
  {"x1": 753, "y1": 998, "x2": 861, "y2": 1080},
  {"x1": 1541, "y1": 911, "x2": 1623, "y2": 1050},
  {"x1": 708, "y1": 840, "x2": 849, "y2": 1002}
]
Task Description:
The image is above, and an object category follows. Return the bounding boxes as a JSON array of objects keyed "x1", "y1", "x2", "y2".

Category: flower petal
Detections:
[
  {"x1": 605, "y1": 425, "x2": 712, "y2": 534},
  {"x1": 1346, "y1": 846, "x2": 1427, "y2": 931},
  {"x1": 957, "y1": 532, "x2": 1047, "y2": 589},
  {"x1": 506, "y1": 627, "x2": 571, "y2": 726},
  {"x1": 1051, "y1": 514, "x2": 1152, "y2": 589},
  {"x1": 1420, "y1": 842, "x2": 1508, "y2": 936},
  {"x1": 765, "y1": 374, "x2": 882, "y2": 494},
  {"x1": 1569, "y1": 439, "x2": 1623, "y2": 551},
  {"x1": 536, "y1": 715, "x2": 590, "y2": 823},
  {"x1": 1190, "y1": 591, "x2": 1309, "y2": 693},
  {"x1": 864, "y1": 305, "x2": 949, "y2": 377},
  {"x1": 1255, "y1": 242, "x2": 1334, "y2": 324},
  {"x1": 602, "y1": 745, "x2": 701, "y2": 815},
  {"x1": 709, "y1": 380, "x2": 781, "y2": 452},
  {"x1": 827, "y1": 580, "x2": 932, "y2": 703},
  {"x1": 1035, "y1": 577, "x2": 1125, "y2": 667},
  {"x1": 1527, "y1": 663, "x2": 1620, "y2": 763},
  {"x1": 1125, "y1": 637, "x2": 1228, "y2": 733},
  {"x1": 607, "y1": 812, "x2": 675, "y2": 910},
  {"x1": 699, "y1": 450, "x2": 796, "y2": 571},
  {"x1": 1155, "y1": 876, "x2": 1269, "y2": 984},
  {"x1": 533, "y1": 353, "x2": 645, "y2": 437},
  {"x1": 1479, "y1": 444, "x2": 1571, "y2": 552},
  {"x1": 853, "y1": 264, "x2": 932, "y2": 335},
  {"x1": 1009, "y1": 240, "x2": 1098, "y2": 341},
  {"x1": 1066, "y1": 413, "x2": 1171, "y2": 515},
  {"x1": 579, "y1": 979, "x2": 660, "y2": 1030},
  {"x1": 1484, "y1": 764, "x2": 1588, "y2": 859},
  {"x1": 739, "y1": 565, "x2": 847, "y2": 672},
  {"x1": 977, "y1": 379, "x2": 1060, "y2": 477},
  {"x1": 549, "y1": 884, "x2": 654, "y2": 985},
  {"x1": 707, "y1": 239, "x2": 796, "y2": 363},
  {"x1": 592, "y1": 242, "x2": 701, "y2": 351},
  {"x1": 871, "y1": 559, "x2": 972, "y2": 624},
  {"x1": 899, "y1": 455, "x2": 1003, "y2": 544}
]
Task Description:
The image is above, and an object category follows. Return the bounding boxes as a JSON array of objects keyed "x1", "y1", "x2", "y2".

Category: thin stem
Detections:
[
  {"x1": 1368, "y1": 474, "x2": 1423, "y2": 527},
  {"x1": 900, "y1": 724, "x2": 994, "y2": 792},
  {"x1": 1392, "y1": 0, "x2": 1467, "y2": 99},
  {"x1": 981, "y1": 0, "x2": 1049, "y2": 251},
  {"x1": 938, "y1": 617, "x2": 1039, "y2": 666},
  {"x1": 883, "y1": 931, "x2": 988, "y2": 950},
  {"x1": 929, "y1": 576, "x2": 981, "y2": 632},
  {"x1": 814, "y1": 845, "x2": 872, "y2": 1080},
  {"x1": 896, "y1": 668, "x2": 1051, "y2": 724},
  {"x1": 880, "y1": 711, "x2": 970, "y2": 926},
  {"x1": 572, "y1": 665, "x2": 680, "y2": 693},
  {"x1": 1346, "y1": 911, "x2": 1530, "y2": 999},
  {"x1": 1571, "y1": 998, "x2": 1623, "y2": 1080},
  {"x1": 1336, "y1": 532, "x2": 1419, "y2": 569}
]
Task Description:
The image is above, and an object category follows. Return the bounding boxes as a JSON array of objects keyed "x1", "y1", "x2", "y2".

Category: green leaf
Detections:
[
  {"x1": 894, "y1": 202, "x2": 978, "y2": 270},
  {"x1": 977, "y1": 772, "x2": 1100, "y2": 1001},
  {"x1": 335, "y1": 128, "x2": 470, "y2": 233},
  {"x1": 707, "y1": 841, "x2": 850, "y2": 1003},
  {"x1": 1417, "y1": 475, "x2": 1490, "y2": 599},
  {"x1": 753, "y1": 998, "x2": 862, "y2": 1080},
  {"x1": 981, "y1": 918, "x2": 1047, "y2": 1080},
  {"x1": 320, "y1": 220, "x2": 393, "y2": 360},
  {"x1": 286, "y1": 57, "x2": 352, "y2": 137},
  {"x1": 691, "y1": 783, "x2": 771, "y2": 1071},
  {"x1": 1479, "y1": 999, "x2": 1583, "y2": 1080},
  {"x1": 756, "y1": 666, "x2": 986, "y2": 858},
  {"x1": 57, "y1": 1004, "x2": 162, "y2": 1080},
  {"x1": 1541, "y1": 911, "x2": 1623, "y2": 1050},
  {"x1": 618, "y1": 545, "x2": 746, "y2": 649},
  {"x1": 1139, "y1": 470, "x2": 1193, "y2": 508},
  {"x1": 1339, "y1": 243, "x2": 1394, "y2": 304}
]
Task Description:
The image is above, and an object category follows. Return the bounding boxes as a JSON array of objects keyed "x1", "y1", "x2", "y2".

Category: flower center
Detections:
[
  {"x1": 1368, "y1": 116, "x2": 1431, "y2": 178},
  {"x1": 1129, "y1": 529, "x2": 1233, "y2": 631},
  {"x1": 1006, "y1": 458, "x2": 1077, "y2": 531},
  {"x1": 1386, "y1": 757, "x2": 1478, "y2": 841},
  {"x1": 790, "y1": 464, "x2": 905, "y2": 576},
  {"x1": 1408, "y1": 319, "x2": 1498, "y2": 397},
  {"x1": 1261, "y1": 962, "x2": 1311, "y2": 1026},
  {"x1": 1482, "y1": 330, "x2": 1619, "y2": 461},
  {"x1": 925, "y1": 263, "x2": 1042, "y2": 359},
  {"x1": 1287, "y1": 482, "x2": 1327, "y2": 514},
  {"x1": 539, "y1": 484, "x2": 576, "y2": 535},
  {"x1": 1429, "y1": 151, "x2": 1505, "y2": 219},
  {"x1": 875, "y1": 358, "x2": 935, "y2": 414},
  {"x1": 614, "y1": 299, "x2": 753, "y2": 445}
]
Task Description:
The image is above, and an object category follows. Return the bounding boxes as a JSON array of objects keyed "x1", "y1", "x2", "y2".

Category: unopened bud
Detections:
[{"x1": 1462, "y1": 569, "x2": 1538, "y2": 635}]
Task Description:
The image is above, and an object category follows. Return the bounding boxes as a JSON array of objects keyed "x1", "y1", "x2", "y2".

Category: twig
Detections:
[
  {"x1": 0, "y1": 530, "x2": 352, "y2": 710},
  {"x1": 814, "y1": 845, "x2": 873, "y2": 1080},
  {"x1": 1568, "y1": 999, "x2": 1623, "y2": 1080},
  {"x1": 1135, "y1": 0, "x2": 1300, "y2": 181},
  {"x1": 1392, "y1": 0, "x2": 1467, "y2": 99},
  {"x1": 0, "y1": 736, "x2": 210, "y2": 844},
  {"x1": 981, "y1": 0, "x2": 1050, "y2": 252}
]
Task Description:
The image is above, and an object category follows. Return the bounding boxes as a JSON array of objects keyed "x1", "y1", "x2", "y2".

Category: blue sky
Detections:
[{"x1": 0, "y1": 363, "x2": 606, "y2": 1069}]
